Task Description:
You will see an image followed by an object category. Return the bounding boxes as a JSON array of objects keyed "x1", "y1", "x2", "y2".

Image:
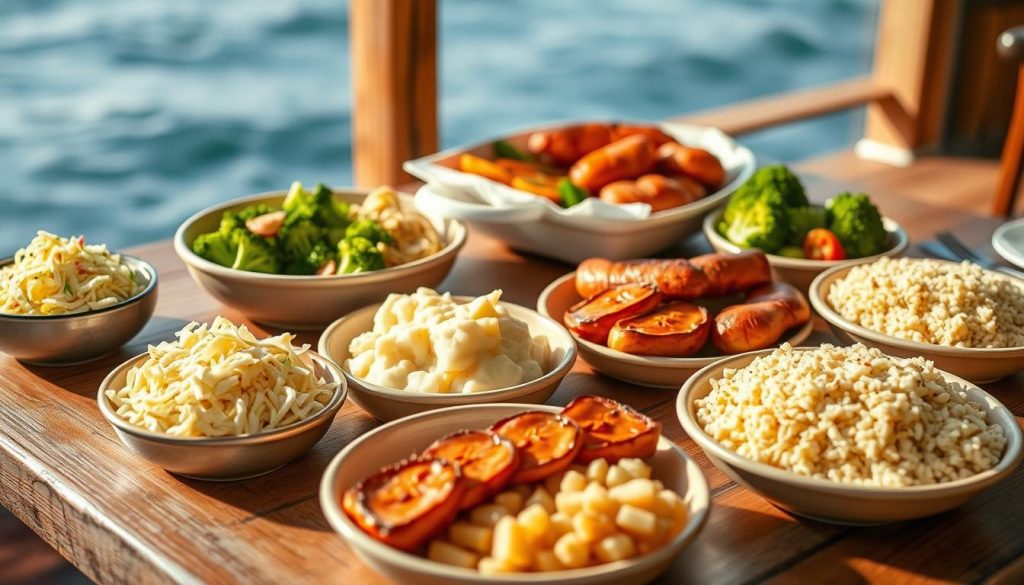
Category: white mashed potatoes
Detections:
[{"x1": 345, "y1": 288, "x2": 550, "y2": 393}]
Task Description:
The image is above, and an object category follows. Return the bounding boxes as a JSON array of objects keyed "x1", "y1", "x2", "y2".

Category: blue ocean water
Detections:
[{"x1": 0, "y1": 0, "x2": 877, "y2": 254}]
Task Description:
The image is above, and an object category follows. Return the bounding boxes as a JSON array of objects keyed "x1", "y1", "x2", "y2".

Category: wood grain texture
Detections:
[{"x1": 1, "y1": 171, "x2": 1023, "y2": 584}]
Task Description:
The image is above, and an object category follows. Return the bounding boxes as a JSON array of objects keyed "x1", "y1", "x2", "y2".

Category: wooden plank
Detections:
[
  {"x1": 672, "y1": 77, "x2": 888, "y2": 137},
  {"x1": 349, "y1": 0, "x2": 437, "y2": 187}
]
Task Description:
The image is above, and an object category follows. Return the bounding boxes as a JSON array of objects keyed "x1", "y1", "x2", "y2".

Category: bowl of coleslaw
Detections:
[{"x1": 0, "y1": 231, "x2": 158, "y2": 365}]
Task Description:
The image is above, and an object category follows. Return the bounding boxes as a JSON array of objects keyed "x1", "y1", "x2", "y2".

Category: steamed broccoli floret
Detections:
[
  {"x1": 786, "y1": 206, "x2": 827, "y2": 246},
  {"x1": 283, "y1": 181, "x2": 351, "y2": 237},
  {"x1": 217, "y1": 204, "x2": 275, "y2": 234},
  {"x1": 277, "y1": 219, "x2": 323, "y2": 262},
  {"x1": 231, "y1": 232, "x2": 280, "y2": 273},
  {"x1": 744, "y1": 164, "x2": 808, "y2": 208},
  {"x1": 282, "y1": 181, "x2": 311, "y2": 215},
  {"x1": 338, "y1": 236, "x2": 385, "y2": 274},
  {"x1": 192, "y1": 231, "x2": 239, "y2": 267},
  {"x1": 283, "y1": 242, "x2": 335, "y2": 275},
  {"x1": 722, "y1": 197, "x2": 788, "y2": 252},
  {"x1": 311, "y1": 183, "x2": 350, "y2": 227},
  {"x1": 826, "y1": 192, "x2": 887, "y2": 258},
  {"x1": 237, "y1": 204, "x2": 275, "y2": 222},
  {"x1": 345, "y1": 219, "x2": 393, "y2": 245}
]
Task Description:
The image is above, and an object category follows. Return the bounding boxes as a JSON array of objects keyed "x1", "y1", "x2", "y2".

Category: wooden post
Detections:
[
  {"x1": 349, "y1": 0, "x2": 438, "y2": 187},
  {"x1": 993, "y1": 63, "x2": 1024, "y2": 217}
]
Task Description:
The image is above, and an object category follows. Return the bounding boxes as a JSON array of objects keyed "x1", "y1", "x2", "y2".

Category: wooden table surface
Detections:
[{"x1": 1, "y1": 178, "x2": 1023, "y2": 585}]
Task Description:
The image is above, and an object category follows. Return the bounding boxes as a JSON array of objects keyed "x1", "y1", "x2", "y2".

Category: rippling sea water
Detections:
[{"x1": 0, "y1": 0, "x2": 877, "y2": 253}]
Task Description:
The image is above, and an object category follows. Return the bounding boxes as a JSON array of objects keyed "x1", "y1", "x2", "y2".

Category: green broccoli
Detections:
[
  {"x1": 338, "y1": 236, "x2": 385, "y2": 274},
  {"x1": 278, "y1": 219, "x2": 323, "y2": 262},
  {"x1": 786, "y1": 206, "x2": 827, "y2": 246},
  {"x1": 192, "y1": 231, "x2": 239, "y2": 267},
  {"x1": 310, "y1": 183, "x2": 350, "y2": 228},
  {"x1": 722, "y1": 196, "x2": 788, "y2": 252},
  {"x1": 345, "y1": 219, "x2": 393, "y2": 245},
  {"x1": 722, "y1": 165, "x2": 808, "y2": 226},
  {"x1": 237, "y1": 204, "x2": 275, "y2": 222},
  {"x1": 826, "y1": 192, "x2": 887, "y2": 258},
  {"x1": 231, "y1": 232, "x2": 280, "y2": 273},
  {"x1": 283, "y1": 181, "x2": 351, "y2": 236},
  {"x1": 282, "y1": 181, "x2": 311, "y2": 216},
  {"x1": 283, "y1": 242, "x2": 336, "y2": 275}
]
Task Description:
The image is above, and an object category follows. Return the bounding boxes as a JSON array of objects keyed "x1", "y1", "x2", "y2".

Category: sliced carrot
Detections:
[{"x1": 459, "y1": 153, "x2": 511, "y2": 185}]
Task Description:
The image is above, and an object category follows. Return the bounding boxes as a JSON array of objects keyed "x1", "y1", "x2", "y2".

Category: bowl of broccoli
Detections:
[
  {"x1": 174, "y1": 184, "x2": 467, "y2": 329},
  {"x1": 703, "y1": 165, "x2": 908, "y2": 293}
]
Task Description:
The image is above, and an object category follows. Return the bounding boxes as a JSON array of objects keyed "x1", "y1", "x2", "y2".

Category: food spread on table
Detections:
[
  {"x1": 345, "y1": 288, "x2": 551, "y2": 393},
  {"x1": 341, "y1": 396, "x2": 689, "y2": 573},
  {"x1": 104, "y1": 316, "x2": 337, "y2": 437},
  {"x1": 827, "y1": 257, "x2": 1024, "y2": 348},
  {"x1": 191, "y1": 183, "x2": 442, "y2": 275},
  {"x1": 457, "y1": 123, "x2": 725, "y2": 212},
  {"x1": 715, "y1": 164, "x2": 889, "y2": 260},
  {"x1": 0, "y1": 231, "x2": 143, "y2": 316},
  {"x1": 696, "y1": 343, "x2": 1008, "y2": 486},
  {"x1": 565, "y1": 250, "x2": 811, "y2": 356}
]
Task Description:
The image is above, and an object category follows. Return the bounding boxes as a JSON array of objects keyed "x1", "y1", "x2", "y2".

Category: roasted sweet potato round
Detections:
[
  {"x1": 491, "y1": 412, "x2": 582, "y2": 484},
  {"x1": 607, "y1": 301, "x2": 711, "y2": 357},
  {"x1": 562, "y1": 395, "x2": 662, "y2": 462},
  {"x1": 564, "y1": 284, "x2": 662, "y2": 345},
  {"x1": 423, "y1": 430, "x2": 520, "y2": 509}
]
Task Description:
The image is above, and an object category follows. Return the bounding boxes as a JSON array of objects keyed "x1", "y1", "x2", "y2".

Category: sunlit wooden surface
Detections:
[{"x1": 1, "y1": 172, "x2": 1022, "y2": 585}]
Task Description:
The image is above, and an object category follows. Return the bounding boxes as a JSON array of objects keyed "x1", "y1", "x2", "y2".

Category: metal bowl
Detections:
[
  {"x1": 97, "y1": 350, "x2": 348, "y2": 481},
  {"x1": 0, "y1": 255, "x2": 158, "y2": 365}
]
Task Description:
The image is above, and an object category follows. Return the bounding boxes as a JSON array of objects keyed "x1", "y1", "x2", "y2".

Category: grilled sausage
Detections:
[
  {"x1": 689, "y1": 250, "x2": 772, "y2": 297},
  {"x1": 599, "y1": 174, "x2": 705, "y2": 212},
  {"x1": 711, "y1": 282, "x2": 811, "y2": 354},
  {"x1": 657, "y1": 142, "x2": 726, "y2": 190},
  {"x1": 569, "y1": 134, "x2": 657, "y2": 192},
  {"x1": 576, "y1": 258, "x2": 711, "y2": 300},
  {"x1": 611, "y1": 125, "x2": 676, "y2": 146},
  {"x1": 526, "y1": 124, "x2": 615, "y2": 166}
]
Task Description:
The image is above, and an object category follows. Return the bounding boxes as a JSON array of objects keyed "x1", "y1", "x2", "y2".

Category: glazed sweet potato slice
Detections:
[
  {"x1": 342, "y1": 457, "x2": 465, "y2": 552},
  {"x1": 562, "y1": 395, "x2": 662, "y2": 463},
  {"x1": 564, "y1": 284, "x2": 662, "y2": 345},
  {"x1": 607, "y1": 301, "x2": 711, "y2": 357},
  {"x1": 423, "y1": 430, "x2": 520, "y2": 509},
  {"x1": 491, "y1": 412, "x2": 582, "y2": 484}
]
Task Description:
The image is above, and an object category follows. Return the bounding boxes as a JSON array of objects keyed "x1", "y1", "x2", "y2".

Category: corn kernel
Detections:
[
  {"x1": 534, "y1": 550, "x2": 564, "y2": 572},
  {"x1": 609, "y1": 479, "x2": 657, "y2": 509},
  {"x1": 428, "y1": 540, "x2": 480, "y2": 569},
  {"x1": 492, "y1": 516, "x2": 531, "y2": 568},
  {"x1": 617, "y1": 458, "x2": 652, "y2": 479},
  {"x1": 517, "y1": 503, "x2": 551, "y2": 539},
  {"x1": 525, "y1": 486, "x2": 556, "y2": 514},
  {"x1": 560, "y1": 469, "x2": 587, "y2": 492},
  {"x1": 448, "y1": 522, "x2": 492, "y2": 554},
  {"x1": 586, "y1": 458, "x2": 610, "y2": 485},
  {"x1": 604, "y1": 464, "x2": 631, "y2": 488},
  {"x1": 594, "y1": 533, "x2": 637, "y2": 563},
  {"x1": 547, "y1": 512, "x2": 574, "y2": 545},
  {"x1": 494, "y1": 491, "x2": 525, "y2": 515},
  {"x1": 470, "y1": 504, "x2": 511, "y2": 528},
  {"x1": 616, "y1": 504, "x2": 658, "y2": 537},
  {"x1": 582, "y1": 481, "x2": 618, "y2": 516},
  {"x1": 478, "y1": 556, "x2": 515, "y2": 576},
  {"x1": 553, "y1": 533, "x2": 589, "y2": 568},
  {"x1": 572, "y1": 512, "x2": 615, "y2": 543},
  {"x1": 555, "y1": 490, "x2": 584, "y2": 516},
  {"x1": 650, "y1": 489, "x2": 678, "y2": 517}
]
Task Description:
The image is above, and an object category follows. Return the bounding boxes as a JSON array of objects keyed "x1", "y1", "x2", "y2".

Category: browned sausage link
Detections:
[
  {"x1": 526, "y1": 124, "x2": 615, "y2": 166},
  {"x1": 689, "y1": 250, "x2": 771, "y2": 297},
  {"x1": 575, "y1": 258, "x2": 711, "y2": 300},
  {"x1": 711, "y1": 282, "x2": 811, "y2": 354},
  {"x1": 568, "y1": 134, "x2": 657, "y2": 192},
  {"x1": 611, "y1": 124, "x2": 676, "y2": 146}
]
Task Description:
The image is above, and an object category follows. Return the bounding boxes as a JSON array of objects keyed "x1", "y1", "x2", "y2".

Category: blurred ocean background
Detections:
[{"x1": 0, "y1": 0, "x2": 878, "y2": 254}]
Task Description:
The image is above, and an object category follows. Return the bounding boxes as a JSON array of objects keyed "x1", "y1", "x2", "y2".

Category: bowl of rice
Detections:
[
  {"x1": 809, "y1": 257, "x2": 1024, "y2": 383},
  {"x1": 98, "y1": 316, "x2": 347, "y2": 481},
  {"x1": 677, "y1": 343, "x2": 1022, "y2": 525},
  {"x1": 0, "y1": 231, "x2": 157, "y2": 365}
]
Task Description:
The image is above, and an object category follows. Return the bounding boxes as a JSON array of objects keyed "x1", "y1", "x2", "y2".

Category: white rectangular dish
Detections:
[{"x1": 406, "y1": 120, "x2": 755, "y2": 264}]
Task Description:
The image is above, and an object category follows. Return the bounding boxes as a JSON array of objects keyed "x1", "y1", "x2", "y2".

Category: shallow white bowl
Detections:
[
  {"x1": 809, "y1": 260, "x2": 1024, "y2": 383},
  {"x1": 318, "y1": 297, "x2": 577, "y2": 421},
  {"x1": 319, "y1": 403, "x2": 711, "y2": 585},
  {"x1": 537, "y1": 272, "x2": 813, "y2": 388},
  {"x1": 703, "y1": 207, "x2": 909, "y2": 293},
  {"x1": 677, "y1": 348, "x2": 1023, "y2": 525},
  {"x1": 174, "y1": 188, "x2": 467, "y2": 329}
]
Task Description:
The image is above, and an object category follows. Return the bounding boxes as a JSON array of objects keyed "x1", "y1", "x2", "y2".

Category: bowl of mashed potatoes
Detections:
[{"x1": 318, "y1": 288, "x2": 577, "y2": 421}]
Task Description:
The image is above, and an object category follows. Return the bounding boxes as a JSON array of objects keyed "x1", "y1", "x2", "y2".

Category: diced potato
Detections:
[
  {"x1": 594, "y1": 533, "x2": 637, "y2": 563},
  {"x1": 609, "y1": 479, "x2": 657, "y2": 509},
  {"x1": 495, "y1": 491, "x2": 525, "y2": 515},
  {"x1": 586, "y1": 458, "x2": 610, "y2": 486},
  {"x1": 560, "y1": 469, "x2": 587, "y2": 493},
  {"x1": 517, "y1": 503, "x2": 551, "y2": 539},
  {"x1": 478, "y1": 556, "x2": 515, "y2": 576},
  {"x1": 428, "y1": 540, "x2": 480, "y2": 569},
  {"x1": 582, "y1": 481, "x2": 618, "y2": 516},
  {"x1": 547, "y1": 512, "x2": 574, "y2": 545},
  {"x1": 525, "y1": 486, "x2": 556, "y2": 514},
  {"x1": 470, "y1": 504, "x2": 511, "y2": 528},
  {"x1": 534, "y1": 549, "x2": 564, "y2": 572},
  {"x1": 545, "y1": 471, "x2": 566, "y2": 495},
  {"x1": 616, "y1": 504, "x2": 658, "y2": 537},
  {"x1": 617, "y1": 458, "x2": 652, "y2": 480},
  {"x1": 553, "y1": 533, "x2": 589, "y2": 569},
  {"x1": 449, "y1": 522, "x2": 493, "y2": 555},
  {"x1": 650, "y1": 489, "x2": 679, "y2": 517},
  {"x1": 555, "y1": 490, "x2": 584, "y2": 516},
  {"x1": 492, "y1": 516, "x2": 531, "y2": 569},
  {"x1": 605, "y1": 464, "x2": 631, "y2": 488},
  {"x1": 572, "y1": 512, "x2": 615, "y2": 543}
]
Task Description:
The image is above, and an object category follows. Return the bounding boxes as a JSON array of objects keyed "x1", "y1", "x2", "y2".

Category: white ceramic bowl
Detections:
[
  {"x1": 98, "y1": 350, "x2": 347, "y2": 481},
  {"x1": 174, "y1": 188, "x2": 467, "y2": 329},
  {"x1": 809, "y1": 260, "x2": 1024, "y2": 383},
  {"x1": 318, "y1": 297, "x2": 577, "y2": 421},
  {"x1": 319, "y1": 403, "x2": 711, "y2": 585},
  {"x1": 406, "y1": 120, "x2": 756, "y2": 264},
  {"x1": 537, "y1": 272, "x2": 813, "y2": 388},
  {"x1": 703, "y1": 207, "x2": 909, "y2": 293},
  {"x1": 677, "y1": 348, "x2": 1023, "y2": 525}
]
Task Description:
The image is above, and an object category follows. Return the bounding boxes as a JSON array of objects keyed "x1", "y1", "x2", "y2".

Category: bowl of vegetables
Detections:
[
  {"x1": 174, "y1": 183, "x2": 467, "y2": 329},
  {"x1": 702, "y1": 165, "x2": 908, "y2": 293}
]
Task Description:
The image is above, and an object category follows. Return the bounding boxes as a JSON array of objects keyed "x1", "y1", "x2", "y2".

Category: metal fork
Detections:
[{"x1": 935, "y1": 231, "x2": 1024, "y2": 279}]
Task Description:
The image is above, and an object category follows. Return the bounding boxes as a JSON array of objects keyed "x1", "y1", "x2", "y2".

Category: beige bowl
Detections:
[
  {"x1": 174, "y1": 188, "x2": 467, "y2": 330},
  {"x1": 677, "y1": 348, "x2": 1023, "y2": 525},
  {"x1": 319, "y1": 403, "x2": 711, "y2": 585},
  {"x1": 318, "y1": 297, "x2": 577, "y2": 421},
  {"x1": 702, "y1": 207, "x2": 909, "y2": 293},
  {"x1": 98, "y1": 350, "x2": 347, "y2": 481},
  {"x1": 809, "y1": 260, "x2": 1024, "y2": 383},
  {"x1": 537, "y1": 272, "x2": 812, "y2": 388}
]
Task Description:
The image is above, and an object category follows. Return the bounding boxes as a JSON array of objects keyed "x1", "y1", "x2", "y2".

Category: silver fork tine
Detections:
[{"x1": 936, "y1": 232, "x2": 983, "y2": 264}]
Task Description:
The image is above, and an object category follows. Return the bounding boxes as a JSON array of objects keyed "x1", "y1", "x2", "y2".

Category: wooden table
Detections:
[{"x1": 2, "y1": 179, "x2": 1023, "y2": 585}]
